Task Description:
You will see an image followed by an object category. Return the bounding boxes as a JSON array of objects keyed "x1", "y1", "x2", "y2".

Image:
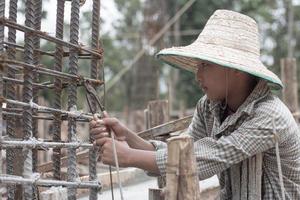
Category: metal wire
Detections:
[
  {"x1": 53, "y1": 0, "x2": 65, "y2": 181},
  {"x1": 67, "y1": 0, "x2": 80, "y2": 199}
]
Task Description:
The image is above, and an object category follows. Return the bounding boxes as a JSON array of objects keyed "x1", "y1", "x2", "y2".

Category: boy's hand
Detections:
[
  {"x1": 97, "y1": 138, "x2": 132, "y2": 167},
  {"x1": 89, "y1": 111, "x2": 127, "y2": 141}
]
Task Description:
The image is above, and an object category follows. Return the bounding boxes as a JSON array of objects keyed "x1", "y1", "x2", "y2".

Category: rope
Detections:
[
  {"x1": 110, "y1": 132, "x2": 124, "y2": 200},
  {"x1": 272, "y1": 117, "x2": 285, "y2": 200}
]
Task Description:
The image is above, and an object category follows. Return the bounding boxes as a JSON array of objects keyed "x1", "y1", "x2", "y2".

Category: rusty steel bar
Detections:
[
  {"x1": 32, "y1": 1, "x2": 43, "y2": 184},
  {"x1": 0, "y1": 0, "x2": 4, "y2": 198},
  {"x1": 3, "y1": 98, "x2": 96, "y2": 120},
  {"x1": 3, "y1": 41, "x2": 96, "y2": 59},
  {"x1": 0, "y1": 138, "x2": 93, "y2": 149},
  {"x1": 53, "y1": 0, "x2": 65, "y2": 181},
  {"x1": 0, "y1": 175, "x2": 101, "y2": 189},
  {"x1": 1, "y1": 18, "x2": 103, "y2": 58},
  {"x1": 89, "y1": 0, "x2": 101, "y2": 199},
  {"x1": 6, "y1": 6, "x2": 18, "y2": 197},
  {"x1": 23, "y1": 0, "x2": 35, "y2": 198},
  {"x1": 67, "y1": 0, "x2": 81, "y2": 199},
  {"x1": 3, "y1": 112, "x2": 89, "y2": 122},
  {"x1": 1, "y1": 59, "x2": 104, "y2": 85}
]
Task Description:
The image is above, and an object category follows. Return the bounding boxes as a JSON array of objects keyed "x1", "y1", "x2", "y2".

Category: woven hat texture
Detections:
[{"x1": 156, "y1": 9, "x2": 283, "y2": 89}]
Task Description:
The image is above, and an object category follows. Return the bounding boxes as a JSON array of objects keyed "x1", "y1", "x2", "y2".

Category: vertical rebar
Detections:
[
  {"x1": 68, "y1": 0, "x2": 80, "y2": 199},
  {"x1": 53, "y1": 0, "x2": 65, "y2": 181},
  {"x1": 0, "y1": 0, "x2": 5, "y2": 198},
  {"x1": 32, "y1": 0, "x2": 42, "y2": 173},
  {"x1": 89, "y1": 0, "x2": 101, "y2": 199},
  {"x1": 7, "y1": 1, "x2": 18, "y2": 199},
  {"x1": 32, "y1": 1, "x2": 43, "y2": 199},
  {"x1": 23, "y1": 0, "x2": 35, "y2": 199}
]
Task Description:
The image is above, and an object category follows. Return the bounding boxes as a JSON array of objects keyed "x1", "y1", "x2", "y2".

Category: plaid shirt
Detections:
[{"x1": 152, "y1": 80, "x2": 300, "y2": 199}]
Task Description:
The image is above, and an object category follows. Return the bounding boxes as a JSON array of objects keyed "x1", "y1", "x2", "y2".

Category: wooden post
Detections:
[
  {"x1": 281, "y1": 58, "x2": 298, "y2": 113},
  {"x1": 147, "y1": 100, "x2": 169, "y2": 200},
  {"x1": 147, "y1": 100, "x2": 169, "y2": 128},
  {"x1": 165, "y1": 135, "x2": 200, "y2": 200}
]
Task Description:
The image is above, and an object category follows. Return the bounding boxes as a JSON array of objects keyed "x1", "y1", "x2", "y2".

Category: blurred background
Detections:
[{"x1": 9, "y1": 0, "x2": 300, "y2": 124}]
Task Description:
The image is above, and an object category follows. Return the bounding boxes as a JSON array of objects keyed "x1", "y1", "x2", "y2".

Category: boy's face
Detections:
[{"x1": 196, "y1": 61, "x2": 230, "y2": 101}]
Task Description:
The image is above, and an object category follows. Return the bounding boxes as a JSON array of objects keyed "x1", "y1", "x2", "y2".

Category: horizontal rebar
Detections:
[
  {"x1": 3, "y1": 77, "x2": 54, "y2": 89},
  {"x1": 2, "y1": 98, "x2": 96, "y2": 120},
  {"x1": 3, "y1": 76, "x2": 89, "y2": 89},
  {"x1": 3, "y1": 41, "x2": 96, "y2": 59},
  {"x1": 1, "y1": 59, "x2": 104, "y2": 85},
  {"x1": 0, "y1": 18, "x2": 103, "y2": 58},
  {"x1": 0, "y1": 175, "x2": 101, "y2": 189},
  {"x1": 0, "y1": 137, "x2": 93, "y2": 149},
  {"x1": 3, "y1": 111, "x2": 89, "y2": 122}
]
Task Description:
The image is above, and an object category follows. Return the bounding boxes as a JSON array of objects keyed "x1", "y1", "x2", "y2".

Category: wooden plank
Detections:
[
  {"x1": 138, "y1": 115, "x2": 192, "y2": 140},
  {"x1": 149, "y1": 188, "x2": 164, "y2": 200},
  {"x1": 38, "y1": 150, "x2": 89, "y2": 173}
]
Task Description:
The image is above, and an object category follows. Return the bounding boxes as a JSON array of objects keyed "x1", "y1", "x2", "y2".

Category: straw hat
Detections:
[{"x1": 156, "y1": 9, "x2": 283, "y2": 89}]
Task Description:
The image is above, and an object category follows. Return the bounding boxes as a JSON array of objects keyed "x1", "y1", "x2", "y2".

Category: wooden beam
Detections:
[{"x1": 138, "y1": 115, "x2": 192, "y2": 140}]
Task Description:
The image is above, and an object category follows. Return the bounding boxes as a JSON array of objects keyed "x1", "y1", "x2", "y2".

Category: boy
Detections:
[{"x1": 90, "y1": 10, "x2": 300, "y2": 199}]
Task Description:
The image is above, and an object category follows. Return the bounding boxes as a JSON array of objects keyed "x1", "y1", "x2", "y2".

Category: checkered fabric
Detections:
[{"x1": 151, "y1": 80, "x2": 300, "y2": 199}]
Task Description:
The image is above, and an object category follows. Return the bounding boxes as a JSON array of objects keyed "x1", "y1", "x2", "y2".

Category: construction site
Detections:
[{"x1": 0, "y1": 0, "x2": 300, "y2": 200}]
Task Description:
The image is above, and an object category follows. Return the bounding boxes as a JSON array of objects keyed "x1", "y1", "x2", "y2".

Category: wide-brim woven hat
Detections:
[{"x1": 156, "y1": 9, "x2": 283, "y2": 89}]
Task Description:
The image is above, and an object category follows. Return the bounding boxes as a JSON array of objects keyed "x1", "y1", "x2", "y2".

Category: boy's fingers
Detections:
[{"x1": 103, "y1": 111, "x2": 109, "y2": 118}]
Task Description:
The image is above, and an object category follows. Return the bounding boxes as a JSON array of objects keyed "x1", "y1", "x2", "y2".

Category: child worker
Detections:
[{"x1": 90, "y1": 10, "x2": 300, "y2": 199}]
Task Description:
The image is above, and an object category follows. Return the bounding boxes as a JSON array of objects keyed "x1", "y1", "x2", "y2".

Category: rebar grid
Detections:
[{"x1": 0, "y1": 0, "x2": 104, "y2": 199}]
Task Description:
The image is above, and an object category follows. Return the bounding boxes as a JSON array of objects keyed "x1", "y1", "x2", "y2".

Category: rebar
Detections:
[
  {"x1": 89, "y1": 0, "x2": 101, "y2": 199},
  {"x1": 0, "y1": 138, "x2": 93, "y2": 149},
  {"x1": 0, "y1": 0, "x2": 4, "y2": 197},
  {"x1": 3, "y1": 41, "x2": 97, "y2": 59},
  {"x1": 1, "y1": 18, "x2": 103, "y2": 58},
  {"x1": 0, "y1": 175, "x2": 101, "y2": 189},
  {"x1": 32, "y1": 0, "x2": 43, "y2": 181},
  {"x1": 23, "y1": 0, "x2": 35, "y2": 198},
  {"x1": 68, "y1": 0, "x2": 80, "y2": 199},
  {"x1": 1, "y1": 0, "x2": 105, "y2": 198},
  {"x1": 53, "y1": 0, "x2": 65, "y2": 181},
  {"x1": 1, "y1": 59, "x2": 104, "y2": 85},
  {"x1": 3, "y1": 98, "x2": 96, "y2": 120}
]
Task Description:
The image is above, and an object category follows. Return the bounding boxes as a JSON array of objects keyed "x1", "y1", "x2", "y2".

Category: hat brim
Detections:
[{"x1": 156, "y1": 44, "x2": 283, "y2": 90}]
